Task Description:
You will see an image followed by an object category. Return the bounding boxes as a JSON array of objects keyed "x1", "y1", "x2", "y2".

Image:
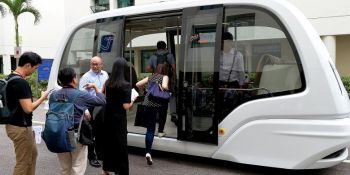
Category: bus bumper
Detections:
[{"x1": 213, "y1": 117, "x2": 350, "y2": 169}]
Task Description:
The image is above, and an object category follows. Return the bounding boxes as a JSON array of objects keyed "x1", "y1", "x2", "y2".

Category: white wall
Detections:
[
  {"x1": 0, "y1": 0, "x2": 65, "y2": 58},
  {"x1": 64, "y1": 0, "x2": 92, "y2": 32},
  {"x1": 285, "y1": 0, "x2": 350, "y2": 36},
  {"x1": 0, "y1": 0, "x2": 91, "y2": 59}
]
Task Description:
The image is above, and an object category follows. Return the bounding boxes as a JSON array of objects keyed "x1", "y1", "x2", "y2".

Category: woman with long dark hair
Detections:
[
  {"x1": 101, "y1": 58, "x2": 134, "y2": 175},
  {"x1": 136, "y1": 63, "x2": 169, "y2": 165}
]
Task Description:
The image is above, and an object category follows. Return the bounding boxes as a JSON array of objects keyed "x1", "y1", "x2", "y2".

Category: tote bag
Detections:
[
  {"x1": 148, "y1": 81, "x2": 170, "y2": 104},
  {"x1": 134, "y1": 104, "x2": 148, "y2": 128}
]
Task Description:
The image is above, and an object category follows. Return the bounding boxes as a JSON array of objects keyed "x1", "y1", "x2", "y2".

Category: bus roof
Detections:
[{"x1": 73, "y1": 0, "x2": 300, "y2": 26}]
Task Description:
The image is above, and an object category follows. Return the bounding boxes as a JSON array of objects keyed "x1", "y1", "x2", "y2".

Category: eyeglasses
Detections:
[{"x1": 90, "y1": 63, "x2": 101, "y2": 67}]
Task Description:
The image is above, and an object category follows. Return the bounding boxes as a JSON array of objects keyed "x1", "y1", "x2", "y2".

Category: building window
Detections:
[
  {"x1": 118, "y1": 0, "x2": 134, "y2": 8},
  {"x1": 91, "y1": 0, "x2": 110, "y2": 13},
  {"x1": 141, "y1": 49, "x2": 156, "y2": 73}
]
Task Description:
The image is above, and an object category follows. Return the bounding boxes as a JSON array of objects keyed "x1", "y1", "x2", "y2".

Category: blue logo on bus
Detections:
[{"x1": 100, "y1": 35, "x2": 114, "y2": 53}]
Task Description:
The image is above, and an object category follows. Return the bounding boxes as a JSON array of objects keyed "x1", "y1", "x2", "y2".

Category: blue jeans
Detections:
[{"x1": 144, "y1": 106, "x2": 159, "y2": 154}]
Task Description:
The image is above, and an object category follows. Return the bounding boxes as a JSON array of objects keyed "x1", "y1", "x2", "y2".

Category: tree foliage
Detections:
[{"x1": 0, "y1": 0, "x2": 41, "y2": 46}]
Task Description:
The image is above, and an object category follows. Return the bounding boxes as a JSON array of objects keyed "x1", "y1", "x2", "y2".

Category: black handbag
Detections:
[
  {"x1": 77, "y1": 118, "x2": 94, "y2": 146},
  {"x1": 134, "y1": 104, "x2": 148, "y2": 128}
]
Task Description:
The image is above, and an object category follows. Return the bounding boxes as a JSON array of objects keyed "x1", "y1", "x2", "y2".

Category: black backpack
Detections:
[
  {"x1": 0, "y1": 76, "x2": 21, "y2": 124},
  {"x1": 156, "y1": 52, "x2": 173, "y2": 78}
]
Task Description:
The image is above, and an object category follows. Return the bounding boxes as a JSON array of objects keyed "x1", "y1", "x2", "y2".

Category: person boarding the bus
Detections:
[
  {"x1": 79, "y1": 56, "x2": 109, "y2": 168},
  {"x1": 146, "y1": 40, "x2": 176, "y2": 137},
  {"x1": 5, "y1": 52, "x2": 49, "y2": 175},
  {"x1": 137, "y1": 63, "x2": 169, "y2": 165}
]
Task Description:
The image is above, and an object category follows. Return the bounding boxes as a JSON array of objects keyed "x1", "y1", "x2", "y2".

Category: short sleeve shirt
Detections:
[
  {"x1": 79, "y1": 70, "x2": 109, "y2": 96},
  {"x1": 148, "y1": 50, "x2": 175, "y2": 71},
  {"x1": 6, "y1": 74, "x2": 33, "y2": 127}
]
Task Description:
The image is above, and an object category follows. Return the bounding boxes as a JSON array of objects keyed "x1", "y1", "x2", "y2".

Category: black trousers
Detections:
[
  {"x1": 158, "y1": 104, "x2": 168, "y2": 133},
  {"x1": 88, "y1": 107, "x2": 104, "y2": 160}
]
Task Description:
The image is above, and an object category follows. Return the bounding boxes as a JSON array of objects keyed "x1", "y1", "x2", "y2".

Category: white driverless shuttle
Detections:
[{"x1": 47, "y1": 0, "x2": 350, "y2": 169}]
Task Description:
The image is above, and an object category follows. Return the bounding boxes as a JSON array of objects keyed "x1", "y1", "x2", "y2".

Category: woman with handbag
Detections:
[
  {"x1": 100, "y1": 58, "x2": 135, "y2": 175},
  {"x1": 136, "y1": 63, "x2": 169, "y2": 165}
]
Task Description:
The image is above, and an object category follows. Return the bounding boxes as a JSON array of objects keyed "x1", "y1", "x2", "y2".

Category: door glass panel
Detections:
[
  {"x1": 95, "y1": 17, "x2": 124, "y2": 73},
  {"x1": 60, "y1": 17, "x2": 124, "y2": 88},
  {"x1": 60, "y1": 22, "x2": 96, "y2": 81},
  {"x1": 179, "y1": 7, "x2": 222, "y2": 144}
]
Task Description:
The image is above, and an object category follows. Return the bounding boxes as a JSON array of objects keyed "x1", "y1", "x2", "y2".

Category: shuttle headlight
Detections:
[{"x1": 219, "y1": 128, "x2": 225, "y2": 136}]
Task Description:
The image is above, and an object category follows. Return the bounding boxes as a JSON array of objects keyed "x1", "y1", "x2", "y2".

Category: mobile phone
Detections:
[{"x1": 48, "y1": 89, "x2": 55, "y2": 96}]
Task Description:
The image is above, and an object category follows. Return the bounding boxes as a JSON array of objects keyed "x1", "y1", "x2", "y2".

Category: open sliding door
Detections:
[{"x1": 178, "y1": 6, "x2": 223, "y2": 144}]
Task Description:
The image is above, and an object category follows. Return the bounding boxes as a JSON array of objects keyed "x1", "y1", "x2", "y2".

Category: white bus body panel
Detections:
[
  {"x1": 48, "y1": 0, "x2": 350, "y2": 169},
  {"x1": 214, "y1": 118, "x2": 350, "y2": 169}
]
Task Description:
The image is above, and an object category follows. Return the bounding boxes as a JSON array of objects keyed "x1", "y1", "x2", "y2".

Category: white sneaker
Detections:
[
  {"x1": 158, "y1": 132, "x2": 166, "y2": 138},
  {"x1": 145, "y1": 153, "x2": 153, "y2": 165}
]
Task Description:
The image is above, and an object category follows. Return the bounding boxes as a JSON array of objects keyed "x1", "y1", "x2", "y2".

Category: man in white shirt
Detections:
[
  {"x1": 79, "y1": 56, "x2": 109, "y2": 168},
  {"x1": 219, "y1": 32, "x2": 245, "y2": 88},
  {"x1": 80, "y1": 56, "x2": 109, "y2": 96}
]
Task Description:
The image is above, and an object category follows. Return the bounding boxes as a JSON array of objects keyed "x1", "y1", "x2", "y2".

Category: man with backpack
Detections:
[
  {"x1": 48, "y1": 67, "x2": 106, "y2": 175},
  {"x1": 5, "y1": 52, "x2": 49, "y2": 175},
  {"x1": 146, "y1": 41, "x2": 176, "y2": 137}
]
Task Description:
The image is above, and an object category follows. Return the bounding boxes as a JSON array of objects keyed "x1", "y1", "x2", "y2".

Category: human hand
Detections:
[
  {"x1": 84, "y1": 109, "x2": 91, "y2": 121},
  {"x1": 41, "y1": 90, "x2": 51, "y2": 99},
  {"x1": 83, "y1": 83, "x2": 95, "y2": 89}
]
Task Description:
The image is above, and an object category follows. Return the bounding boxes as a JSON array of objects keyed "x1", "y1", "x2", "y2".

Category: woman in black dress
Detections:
[{"x1": 101, "y1": 58, "x2": 134, "y2": 175}]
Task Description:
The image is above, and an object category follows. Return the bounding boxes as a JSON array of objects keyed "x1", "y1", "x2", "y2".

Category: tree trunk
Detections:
[{"x1": 15, "y1": 17, "x2": 19, "y2": 47}]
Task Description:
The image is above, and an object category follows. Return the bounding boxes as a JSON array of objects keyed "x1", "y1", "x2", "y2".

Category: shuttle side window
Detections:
[
  {"x1": 60, "y1": 17, "x2": 124, "y2": 87},
  {"x1": 60, "y1": 22, "x2": 96, "y2": 81},
  {"x1": 217, "y1": 6, "x2": 305, "y2": 120},
  {"x1": 224, "y1": 7, "x2": 304, "y2": 96}
]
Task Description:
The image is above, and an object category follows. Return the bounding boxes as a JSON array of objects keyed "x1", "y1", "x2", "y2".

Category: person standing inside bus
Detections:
[
  {"x1": 5, "y1": 52, "x2": 49, "y2": 175},
  {"x1": 146, "y1": 41, "x2": 176, "y2": 137},
  {"x1": 79, "y1": 56, "x2": 109, "y2": 168},
  {"x1": 136, "y1": 64, "x2": 169, "y2": 165},
  {"x1": 220, "y1": 32, "x2": 245, "y2": 87},
  {"x1": 100, "y1": 58, "x2": 135, "y2": 175}
]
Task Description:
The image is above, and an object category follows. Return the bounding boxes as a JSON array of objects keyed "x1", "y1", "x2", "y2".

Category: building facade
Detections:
[{"x1": 0, "y1": 0, "x2": 349, "y2": 75}]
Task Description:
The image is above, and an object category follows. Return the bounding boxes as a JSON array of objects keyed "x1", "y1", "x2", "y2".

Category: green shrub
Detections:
[
  {"x1": 0, "y1": 72, "x2": 48, "y2": 99},
  {"x1": 341, "y1": 76, "x2": 350, "y2": 93},
  {"x1": 27, "y1": 71, "x2": 48, "y2": 98}
]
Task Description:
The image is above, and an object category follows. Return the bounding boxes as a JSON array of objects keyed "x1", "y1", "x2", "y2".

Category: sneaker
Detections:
[
  {"x1": 145, "y1": 153, "x2": 153, "y2": 165},
  {"x1": 158, "y1": 132, "x2": 166, "y2": 138},
  {"x1": 89, "y1": 159, "x2": 102, "y2": 168}
]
